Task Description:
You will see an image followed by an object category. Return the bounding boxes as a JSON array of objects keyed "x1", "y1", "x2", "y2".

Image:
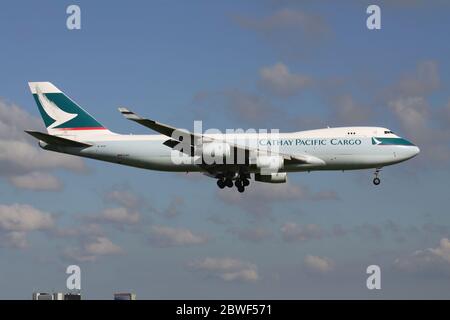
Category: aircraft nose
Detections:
[{"x1": 405, "y1": 145, "x2": 420, "y2": 159}]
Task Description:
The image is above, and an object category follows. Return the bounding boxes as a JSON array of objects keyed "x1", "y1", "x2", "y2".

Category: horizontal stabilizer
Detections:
[{"x1": 25, "y1": 130, "x2": 92, "y2": 148}]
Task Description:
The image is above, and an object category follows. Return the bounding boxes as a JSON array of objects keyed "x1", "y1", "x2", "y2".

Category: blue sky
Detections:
[{"x1": 1, "y1": 0, "x2": 450, "y2": 299}]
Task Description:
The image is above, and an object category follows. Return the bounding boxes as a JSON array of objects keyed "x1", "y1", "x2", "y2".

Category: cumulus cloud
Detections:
[
  {"x1": 394, "y1": 238, "x2": 450, "y2": 276},
  {"x1": 63, "y1": 236, "x2": 123, "y2": 263},
  {"x1": 84, "y1": 236, "x2": 123, "y2": 255},
  {"x1": 281, "y1": 223, "x2": 323, "y2": 242},
  {"x1": 0, "y1": 231, "x2": 28, "y2": 249},
  {"x1": 0, "y1": 203, "x2": 54, "y2": 231},
  {"x1": 388, "y1": 96, "x2": 429, "y2": 136},
  {"x1": 97, "y1": 207, "x2": 140, "y2": 225},
  {"x1": 304, "y1": 255, "x2": 334, "y2": 274},
  {"x1": 217, "y1": 182, "x2": 337, "y2": 217},
  {"x1": 148, "y1": 225, "x2": 208, "y2": 248},
  {"x1": 188, "y1": 257, "x2": 259, "y2": 283},
  {"x1": 381, "y1": 60, "x2": 450, "y2": 166},
  {"x1": 9, "y1": 171, "x2": 62, "y2": 191},
  {"x1": 259, "y1": 62, "x2": 312, "y2": 97},
  {"x1": 0, "y1": 100, "x2": 85, "y2": 190},
  {"x1": 0, "y1": 203, "x2": 55, "y2": 249}
]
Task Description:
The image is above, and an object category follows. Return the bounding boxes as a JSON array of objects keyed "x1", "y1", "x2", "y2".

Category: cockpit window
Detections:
[{"x1": 384, "y1": 130, "x2": 394, "y2": 134}]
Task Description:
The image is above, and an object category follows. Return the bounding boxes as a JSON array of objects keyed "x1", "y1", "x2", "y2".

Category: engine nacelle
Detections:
[
  {"x1": 255, "y1": 155, "x2": 284, "y2": 172},
  {"x1": 200, "y1": 142, "x2": 231, "y2": 164},
  {"x1": 254, "y1": 172, "x2": 287, "y2": 183}
]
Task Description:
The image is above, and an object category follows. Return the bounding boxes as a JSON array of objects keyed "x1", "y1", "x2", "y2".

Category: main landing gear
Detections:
[
  {"x1": 217, "y1": 178, "x2": 232, "y2": 189},
  {"x1": 373, "y1": 168, "x2": 381, "y2": 185},
  {"x1": 217, "y1": 173, "x2": 250, "y2": 193}
]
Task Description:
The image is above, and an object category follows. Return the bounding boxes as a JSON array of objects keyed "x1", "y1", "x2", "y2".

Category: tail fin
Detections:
[{"x1": 28, "y1": 82, "x2": 111, "y2": 135}]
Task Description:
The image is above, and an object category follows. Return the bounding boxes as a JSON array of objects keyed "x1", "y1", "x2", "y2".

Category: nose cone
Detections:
[{"x1": 402, "y1": 145, "x2": 420, "y2": 160}]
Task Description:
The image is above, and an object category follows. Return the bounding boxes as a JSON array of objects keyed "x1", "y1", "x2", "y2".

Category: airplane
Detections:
[{"x1": 25, "y1": 82, "x2": 420, "y2": 193}]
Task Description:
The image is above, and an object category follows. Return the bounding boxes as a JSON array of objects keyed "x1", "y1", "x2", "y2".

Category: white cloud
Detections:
[
  {"x1": 0, "y1": 231, "x2": 28, "y2": 249},
  {"x1": 388, "y1": 96, "x2": 429, "y2": 135},
  {"x1": 430, "y1": 238, "x2": 450, "y2": 263},
  {"x1": 188, "y1": 257, "x2": 259, "y2": 283},
  {"x1": 304, "y1": 255, "x2": 334, "y2": 274},
  {"x1": 0, "y1": 100, "x2": 85, "y2": 190},
  {"x1": 99, "y1": 207, "x2": 140, "y2": 225},
  {"x1": 0, "y1": 203, "x2": 54, "y2": 249},
  {"x1": 394, "y1": 238, "x2": 450, "y2": 276},
  {"x1": 9, "y1": 171, "x2": 62, "y2": 191},
  {"x1": 148, "y1": 225, "x2": 208, "y2": 247},
  {"x1": 281, "y1": 223, "x2": 323, "y2": 242},
  {"x1": 259, "y1": 62, "x2": 312, "y2": 97},
  {"x1": 382, "y1": 60, "x2": 450, "y2": 166},
  {"x1": 0, "y1": 203, "x2": 54, "y2": 231},
  {"x1": 63, "y1": 236, "x2": 123, "y2": 263},
  {"x1": 84, "y1": 236, "x2": 123, "y2": 255}
]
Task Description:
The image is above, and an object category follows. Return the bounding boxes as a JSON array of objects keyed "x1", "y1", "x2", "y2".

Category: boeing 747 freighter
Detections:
[{"x1": 26, "y1": 82, "x2": 420, "y2": 193}]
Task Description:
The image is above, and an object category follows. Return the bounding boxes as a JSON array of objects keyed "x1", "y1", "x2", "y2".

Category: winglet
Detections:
[{"x1": 118, "y1": 107, "x2": 142, "y2": 120}]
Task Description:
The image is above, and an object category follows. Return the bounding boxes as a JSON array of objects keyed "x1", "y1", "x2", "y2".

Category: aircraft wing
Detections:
[{"x1": 118, "y1": 108, "x2": 324, "y2": 165}]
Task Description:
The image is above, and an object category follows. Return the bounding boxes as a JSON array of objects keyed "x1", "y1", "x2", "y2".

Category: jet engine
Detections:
[
  {"x1": 255, "y1": 155, "x2": 284, "y2": 171},
  {"x1": 254, "y1": 172, "x2": 287, "y2": 183}
]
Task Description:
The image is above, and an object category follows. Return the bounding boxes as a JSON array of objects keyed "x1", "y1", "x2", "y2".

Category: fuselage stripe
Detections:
[{"x1": 54, "y1": 127, "x2": 107, "y2": 131}]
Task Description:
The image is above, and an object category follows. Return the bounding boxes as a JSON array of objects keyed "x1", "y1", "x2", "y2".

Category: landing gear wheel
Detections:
[
  {"x1": 242, "y1": 179, "x2": 250, "y2": 187},
  {"x1": 237, "y1": 185, "x2": 245, "y2": 193},
  {"x1": 225, "y1": 179, "x2": 233, "y2": 188},
  {"x1": 217, "y1": 179, "x2": 225, "y2": 189},
  {"x1": 373, "y1": 177, "x2": 381, "y2": 185}
]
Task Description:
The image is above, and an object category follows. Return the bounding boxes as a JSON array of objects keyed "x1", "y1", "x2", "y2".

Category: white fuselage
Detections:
[{"x1": 39, "y1": 126, "x2": 420, "y2": 174}]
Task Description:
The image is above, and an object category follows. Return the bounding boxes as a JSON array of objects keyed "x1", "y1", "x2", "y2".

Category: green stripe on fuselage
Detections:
[{"x1": 372, "y1": 137, "x2": 415, "y2": 146}]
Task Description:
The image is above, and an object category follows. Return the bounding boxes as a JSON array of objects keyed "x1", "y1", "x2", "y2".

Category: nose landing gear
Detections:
[{"x1": 373, "y1": 168, "x2": 381, "y2": 185}]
